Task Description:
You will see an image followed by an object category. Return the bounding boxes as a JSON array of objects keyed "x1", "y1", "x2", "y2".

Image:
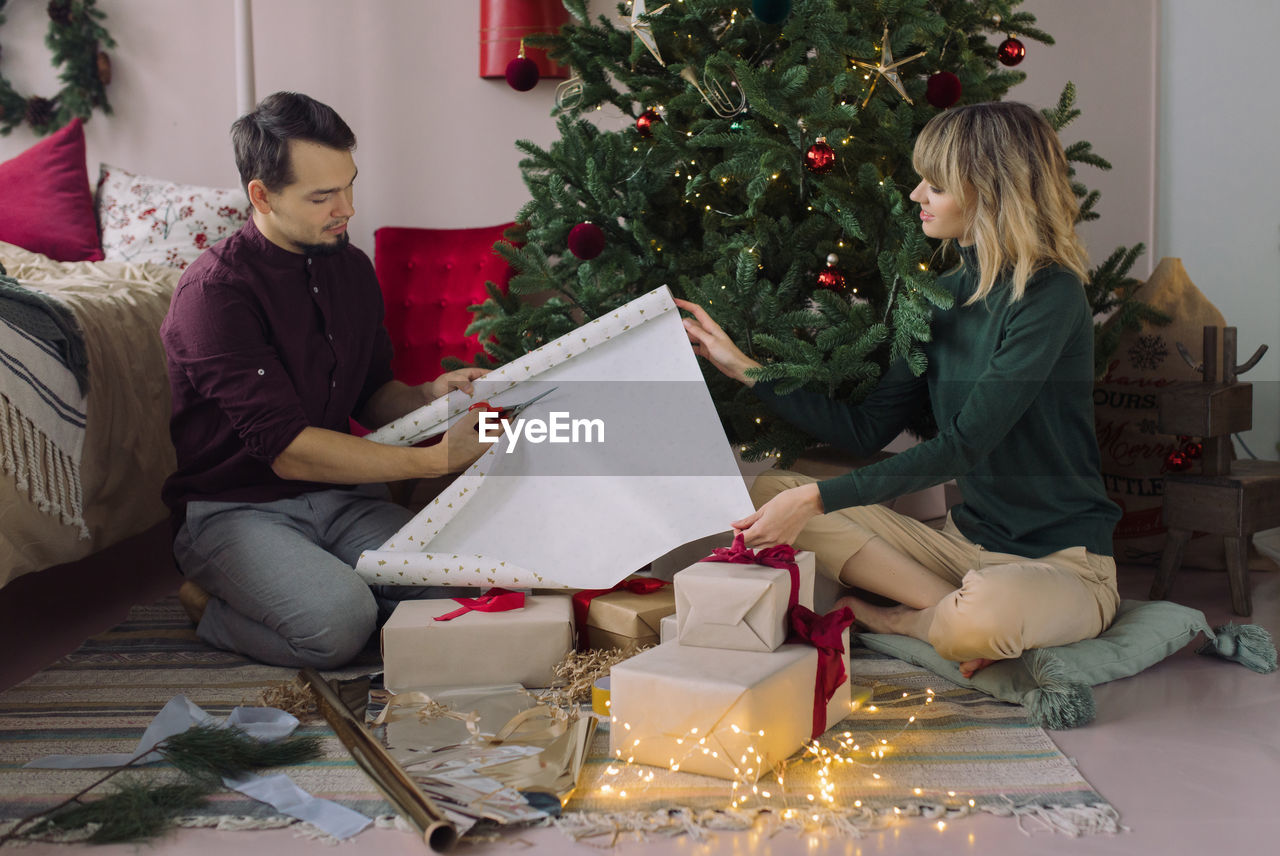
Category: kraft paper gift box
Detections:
[
  {"x1": 674, "y1": 549, "x2": 816, "y2": 652},
  {"x1": 573, "y1": 578, "x2": 676, "y2": 651},
  {"x1": 380, "y1": 595, "x2": 573, "y2": 691},
  {"x1": 608, "y1": 624, "x2": 852, "y2": 782}
]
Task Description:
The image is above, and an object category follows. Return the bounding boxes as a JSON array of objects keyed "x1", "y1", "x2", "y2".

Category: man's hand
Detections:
[
  {"x1": 437, "y1": 409, "x2": 488, "y2": 473},
  {"x1": 427, "y1": 367, "x2": 489, "y2": 402},
  {"x1": 732, "y1": 483, "x2": 824, "y2": 549}
]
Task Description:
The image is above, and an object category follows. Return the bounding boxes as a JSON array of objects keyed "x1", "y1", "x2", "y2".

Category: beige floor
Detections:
[{"x1": 2, "y1": 523, "x2": 1277, "y2": 855}]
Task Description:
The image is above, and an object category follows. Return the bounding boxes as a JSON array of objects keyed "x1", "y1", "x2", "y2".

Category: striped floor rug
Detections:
[
  {"x1": 0, "y1": 598, "x2": 396, "y2": 839},
  {"x1": 558, "y1": 651, "x2": 1122, "y2": 839},
  {"x1": 0, "y1": 597, "x2": 1120, "y2": 842}
]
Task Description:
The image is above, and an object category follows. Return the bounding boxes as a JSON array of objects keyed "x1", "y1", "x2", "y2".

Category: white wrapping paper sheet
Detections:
[{"x1": 356, "y1": 287, "x2": 755, "y2": 590}]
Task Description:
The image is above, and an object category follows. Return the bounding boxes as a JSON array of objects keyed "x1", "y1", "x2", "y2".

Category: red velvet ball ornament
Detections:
[
  {"x1": 568, "y1": 222, "x2": 605, "y2": 260},
  {"x1": 804, "y1": 137, "x2": 836, "y2": 175},
  {"x1": 926, "y1": 71, "x2": 962, "y2": 108},
  {"x1": 505, "y1": 56, "x2": 540, "y2": 91},
  {"x1": 997, "y1": 37, "x2": 1026, "y2": 66},
  {"x1": 1164, "y1": 449, "x2": 1192, "y2": 472},
  {"x1": 636, "y1": 109, "x2": 662, "y2": 138},
  {"x1": 817, "y1": 253, "x2": 847, "y2": 293}
]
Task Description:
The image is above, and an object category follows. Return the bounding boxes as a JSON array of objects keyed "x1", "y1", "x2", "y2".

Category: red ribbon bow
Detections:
[
  {"x1": 789, "y1": 604, "x2": 855, "y2": 740},
  {"x1": 571, "y1": 577, "x2": 670, "y2": 649},
  {"x1": 433, "y1": 587, "x2": 526, "y2": 621},
  {"x1": 700, "y1": 533, "x2": 801, "y2": 611}
]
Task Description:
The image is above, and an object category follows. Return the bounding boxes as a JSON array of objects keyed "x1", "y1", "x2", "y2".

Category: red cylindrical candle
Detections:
[{"x1": 480, "y1": 0, "x2": 571, "y2": 80}]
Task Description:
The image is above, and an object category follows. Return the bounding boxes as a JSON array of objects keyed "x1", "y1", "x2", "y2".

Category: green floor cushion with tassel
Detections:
[{"x1": 857, "y1": 598, "x2": 1277, "y2": 730}]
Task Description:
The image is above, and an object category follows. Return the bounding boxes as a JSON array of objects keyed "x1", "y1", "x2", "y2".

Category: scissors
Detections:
[
  {"x1": 466, "y1": 386, "x2": 559, "y2": 424},
  {"x1": 405, "y1": 386, "x2": 559, "y2": 443}
]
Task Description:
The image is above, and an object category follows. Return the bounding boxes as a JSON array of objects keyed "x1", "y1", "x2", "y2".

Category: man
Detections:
[{"x1": 161, "y1": 92, "x2": 487, "y2": 668}]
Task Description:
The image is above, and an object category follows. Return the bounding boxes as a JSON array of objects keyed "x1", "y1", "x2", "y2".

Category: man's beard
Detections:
[{"x1": 299, "y1": 230, "x2": 350, "y2": 257}]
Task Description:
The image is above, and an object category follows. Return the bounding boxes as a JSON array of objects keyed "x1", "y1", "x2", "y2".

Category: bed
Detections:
[
  {"x1": 0, "y1": 243, "x2": 179, "y2": 587},
  {"x1": 0, "y1": 118, "x2": 250, "y2": 590}
]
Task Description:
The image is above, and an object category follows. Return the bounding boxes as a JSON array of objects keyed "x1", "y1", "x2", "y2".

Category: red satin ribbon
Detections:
[
  {"x1": 433, "y1": 587, "x2": 526, "y2": 621},
  {"x1": 700, "y1": 533, "x2": 801, "y2": 611},
  {"x1": 789, "y1": 604, "x2": 855, "y2": 740},
  {"x1": 571, "y1": 577, "x2": 670, "y2": 649}
]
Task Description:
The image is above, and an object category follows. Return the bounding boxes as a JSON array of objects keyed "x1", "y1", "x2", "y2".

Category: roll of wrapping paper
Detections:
[{"x1": 300, "y1": 668, "x2": 457, "y2": 852}]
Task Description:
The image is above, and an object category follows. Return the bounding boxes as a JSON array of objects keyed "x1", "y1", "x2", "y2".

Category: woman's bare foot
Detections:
[
  {"x1": 839, "y1": 595, "x2": 1001, "y2": 678},
  {"x1": 958, "y1": 658, "x2": 996, "y2": 678},
  {"x1": 835, "y1": 595, "x2": 933, "y2": 641}
]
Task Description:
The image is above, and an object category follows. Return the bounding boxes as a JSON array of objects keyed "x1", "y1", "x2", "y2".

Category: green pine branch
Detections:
[{"x1": 1, "y1": 724, "x2": 322, "y2": 846}]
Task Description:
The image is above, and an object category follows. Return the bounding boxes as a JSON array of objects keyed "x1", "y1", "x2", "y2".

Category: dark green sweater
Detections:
[{"x1": 755, "y1": 249, "x2": 1121, "y2": 558}]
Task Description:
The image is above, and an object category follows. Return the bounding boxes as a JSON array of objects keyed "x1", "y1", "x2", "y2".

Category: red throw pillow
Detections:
[{"x1": 0, "y1": 118, "x2": 104, "y2": 261}]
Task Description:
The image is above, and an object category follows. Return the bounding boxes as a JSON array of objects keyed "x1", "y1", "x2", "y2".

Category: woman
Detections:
[{"x1": 677, "y1": 102, "x2": 1121, "y2": 678}]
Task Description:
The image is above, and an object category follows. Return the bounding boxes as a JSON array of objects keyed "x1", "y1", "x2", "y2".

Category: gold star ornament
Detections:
[
  {"x1": 850, "y1": 25, "x2": 927, "y2": 107},
  {"x1": 629, "y1": 0, "x2": 670, "y2": 67}
]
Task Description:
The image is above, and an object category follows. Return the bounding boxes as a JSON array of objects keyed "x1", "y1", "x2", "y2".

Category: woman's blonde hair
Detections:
[{"x1": 911, "y1": 101, "x2": 1090, "y2": 304}]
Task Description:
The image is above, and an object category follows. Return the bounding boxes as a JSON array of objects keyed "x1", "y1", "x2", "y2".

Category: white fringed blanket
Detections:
[{"x1": 0, "y1": 242, "x2": 178, "y2": 589}]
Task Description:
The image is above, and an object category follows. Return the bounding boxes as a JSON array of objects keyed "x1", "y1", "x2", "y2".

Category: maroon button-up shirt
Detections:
[{"x1": 161, "y1": 217, "x2": 393, "y2": 522}]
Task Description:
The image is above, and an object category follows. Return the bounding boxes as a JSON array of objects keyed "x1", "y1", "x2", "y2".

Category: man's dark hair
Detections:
[{"x1": 231, "y1": 92, "x2": 356, "y2": 194}]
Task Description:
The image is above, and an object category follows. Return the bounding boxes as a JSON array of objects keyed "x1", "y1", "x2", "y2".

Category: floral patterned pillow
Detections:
[{"x1": 95, "y1": 164, "x2": 250, "y2": 269}]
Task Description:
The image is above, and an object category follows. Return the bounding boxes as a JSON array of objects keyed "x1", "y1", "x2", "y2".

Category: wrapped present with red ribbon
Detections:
[
  {"x1": 673, "y1": 534, "x2": 816, "y2": 652},
  {"x1": 608, "y1": 605, "x2": 855, "y2": 782},
  {"x1": 380, "y1": 589, "x2": 573, "y2": 691},
  {"x1": 568, "y1": 575, "x2": 675, "y2": 651}
]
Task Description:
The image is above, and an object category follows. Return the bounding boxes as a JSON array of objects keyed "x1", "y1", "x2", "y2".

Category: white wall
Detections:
[
  {"x1": 2, "y1": 0, "x2": 1155, "y2": 258},
  {"x1": 1158, "y1": 0, "x2": 1280, "y2": 459},
  {"x1": 23, "y1": 2, "x2": 1273, "y2": 456},
  {"x1": 0, "y1": 0, "x2": 571, "y2": 255},
  {"x1": 1017, "y1": 0, "x2": 1158, "y2": 276}
]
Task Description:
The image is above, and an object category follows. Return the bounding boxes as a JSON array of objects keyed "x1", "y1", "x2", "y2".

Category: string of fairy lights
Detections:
[{"x1": 593, "y1": 681, "x2": 979, "y2": 828}]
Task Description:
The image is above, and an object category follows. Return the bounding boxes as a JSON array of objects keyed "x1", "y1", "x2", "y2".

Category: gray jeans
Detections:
[{"x1": 174, "y1": 485, "x2": 457, "y2": 668}]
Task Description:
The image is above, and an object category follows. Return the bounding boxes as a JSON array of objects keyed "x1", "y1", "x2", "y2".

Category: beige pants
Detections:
[{"x1": 750, "y1": 470, "x2": 1121, "y2": 662}]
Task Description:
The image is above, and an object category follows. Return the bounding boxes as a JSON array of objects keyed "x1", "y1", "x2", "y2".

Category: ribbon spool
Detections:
[{"x1": 591, "y1": 677, "x2": 612, "y2": 718}]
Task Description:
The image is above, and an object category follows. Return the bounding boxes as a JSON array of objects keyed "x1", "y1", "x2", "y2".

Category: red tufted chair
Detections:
[{"x1": 373, "y1": 223, "x2": 515, "y2": 386}]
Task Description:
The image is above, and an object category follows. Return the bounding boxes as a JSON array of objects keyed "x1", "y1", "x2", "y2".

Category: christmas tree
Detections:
[{"x1": 463, "y1": 0, "x2": 1160, "y2": 464}]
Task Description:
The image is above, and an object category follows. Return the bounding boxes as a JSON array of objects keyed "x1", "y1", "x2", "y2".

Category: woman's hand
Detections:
[
  {"x1": 428, "y1": 367, "x2": 489, "y2": 401},
  {"x1": 674, "y1": 298, "x2": 762, "y2": 386},
  {"x1": 732, "y1": 483, "x2": 824, "y2": 549}
]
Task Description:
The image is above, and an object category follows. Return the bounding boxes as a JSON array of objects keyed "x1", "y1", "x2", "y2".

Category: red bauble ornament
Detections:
[
  {"x1": 636, "y1": 109, "x2": 662, "y2": 138},
  {"x1": 568, "y1": 222, "x2": 605, "y2": 260},
  {"x1": 926, "y1": 71, "x2": 962, "y2": 108},
  {"x1": 1182, "y1": 440, "x2": 1203, "y2": 460},
  {"x1": 804, "y1": 137, "x2": 836, "y2": 174},
  {"x1": 1164, "y1": 449, "x2": 1192, "y2": 472},
  {"x1": 997, "y1": 37, "x2": 1026, "y2": 66},
  {"x1": 505, "y1": 50, "x2": 540, "y2": 91},
  {"x1": 817, "y1": 253, "x2": 847, "y2": 293}
]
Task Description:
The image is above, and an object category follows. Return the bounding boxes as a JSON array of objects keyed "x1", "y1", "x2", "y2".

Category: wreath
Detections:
[{"x1": 0, "y1": 0, "x2": 114, "y2": 136}]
